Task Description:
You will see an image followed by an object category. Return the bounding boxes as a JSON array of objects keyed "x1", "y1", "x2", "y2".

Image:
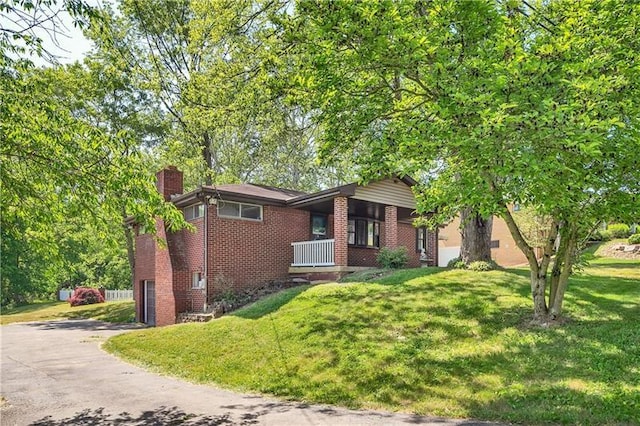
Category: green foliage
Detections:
[
  {"x1": 97, "y1": 0, "x2": 342, "y2": 192},
  {"x1": 512, "y1": 207, "x2": 553, "y2": 249},
  {"x1": 447, "y1": 257, "x2": 466, "y2": 269},
  {"x1": 0, "y1": 0, "x2": 97, "y2": 65},
  {"x1": 467, "y1": 261, "x2": 498, "y2": 272},
  {"x1": 376, "y1": 246, "x2": 409, "y2": 269},
  {"x1": 628, "y1": 234, "x2": 640, "y2": 245},
  {"x1": 1, "y1": 12, "x2": 187, "y2": 306},
  {"x1": 606, "y1": 223, "x2": 631, "y2": 239},
  {"x1": 105, "y1": 259, "x2": 640, "y2": 424},
  {"x1": 288, "y1": 0, "x2": 640, "y2": 319},
  {"x1": 589, "y1": 229, "x2": 604, "y2": 241},
  {"x1": 599, "y1": 230, "x2": 614, "y2": 241}
]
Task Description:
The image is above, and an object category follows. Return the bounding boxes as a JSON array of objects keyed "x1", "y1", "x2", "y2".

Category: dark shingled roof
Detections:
[{"x1": 205, "y1": 184, "x2": 307, "y2": 202}]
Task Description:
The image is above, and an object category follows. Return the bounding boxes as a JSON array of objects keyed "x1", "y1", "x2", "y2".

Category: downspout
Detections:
[{"x1": 203, "y1": 195, "x2": 209, "y2": 312}]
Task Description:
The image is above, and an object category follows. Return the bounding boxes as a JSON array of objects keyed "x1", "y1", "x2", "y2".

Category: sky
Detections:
[
  {"x1": 1, "y1": 0, "x2": 102, "y2": 66},
  {"x1": 38, "y1": 10, "x2": 94, "y2": 65}
]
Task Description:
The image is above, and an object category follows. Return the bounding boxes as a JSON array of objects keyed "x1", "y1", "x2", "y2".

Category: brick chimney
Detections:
[{"x1": 156, "y1": 166, "x2": 183, "y2": 201}]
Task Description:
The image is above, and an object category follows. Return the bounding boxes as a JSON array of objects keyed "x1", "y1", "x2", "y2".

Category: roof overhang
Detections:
[
  {"x1": 287, "y1": 183, "x2": 357, "y2": 208},
  {"x1": 171, "y1": 187, "x2": 290, "y2": 207}
]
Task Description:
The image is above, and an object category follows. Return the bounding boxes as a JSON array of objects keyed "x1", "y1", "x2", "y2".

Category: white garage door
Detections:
[{"x1": 438, "y1": 246, "x2": 461, "y2": 267}]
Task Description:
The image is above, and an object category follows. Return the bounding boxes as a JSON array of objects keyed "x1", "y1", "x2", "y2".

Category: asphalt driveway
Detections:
[{"x1": 1, "y1": 319, "x2": 496, "y2": 425}]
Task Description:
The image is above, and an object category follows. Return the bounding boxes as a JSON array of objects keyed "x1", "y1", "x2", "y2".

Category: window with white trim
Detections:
[
  {"x1": 417, "y1": 227, "x2": 428, "y2": 253},
  {"x1": 192, "y1": 271, "x2": 204, "y2": 289},
  {"x1": 184, "y1": 204, "x2": 204, "y2": 221},
  {"x1": 218, "y1": 201, "x2": 263, "y2": 221}
]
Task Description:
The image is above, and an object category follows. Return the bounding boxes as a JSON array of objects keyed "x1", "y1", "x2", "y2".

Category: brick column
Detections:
[
  {"x1": 384, "y1": 205, "x2": 398, "y2": 249},
  {"x1": 333, "y1": 197, "x2": 348, "y2": 266}
]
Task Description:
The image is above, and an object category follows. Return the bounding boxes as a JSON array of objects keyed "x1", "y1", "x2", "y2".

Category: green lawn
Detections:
[
  {"x1": 0, "y1": 300, "x2": 135, "y2": 325},
  {"x1": 104, "y1": 257, "x2": 639, "y2": 425}
]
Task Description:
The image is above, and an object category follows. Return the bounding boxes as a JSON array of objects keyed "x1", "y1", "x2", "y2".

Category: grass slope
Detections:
[
  {"x1": 104, "y1": 259, "x2": 639, "y2": 424},
  {"x1": 0, "y1": 301, "x2": 135, "y2": 325}
]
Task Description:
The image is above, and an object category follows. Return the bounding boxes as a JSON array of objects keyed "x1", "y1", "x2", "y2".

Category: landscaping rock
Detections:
[
  {"x1": 596, "y1": 242, "x2": 640, "y2": 259},
  {"x1": 204, "y1": 278, "x2": 311, "y2": 319}
]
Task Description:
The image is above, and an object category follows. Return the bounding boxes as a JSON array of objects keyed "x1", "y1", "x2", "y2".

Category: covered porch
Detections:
[{"x1": 286, "y1": 178, "x2": 436, "y2": 278}]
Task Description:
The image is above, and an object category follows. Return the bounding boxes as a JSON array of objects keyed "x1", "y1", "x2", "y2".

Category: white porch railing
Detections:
[{"x1": 291, "y1": 239, "x2": 335, "y2": 267}]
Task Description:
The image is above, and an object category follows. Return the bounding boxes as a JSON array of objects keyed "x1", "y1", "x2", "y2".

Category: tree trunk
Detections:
[
  {"x1": 123, "y1": 218, "x2": 136, "y2": 289},
  {"x1": 549, "y1": 224, "x2": 577, "y2": 319},
  {"x1": 501, "y1": 206, "x2": 560, "y2": 322},
  {"x1": 460, "y1": 207, "x2": 493, "y2": 264},
  {"x1": 202, "y1": 131, "x2": 213, "y2": 185},
  {"x1": 530, "y1": 267, "x2": 549, "y2": 320}
]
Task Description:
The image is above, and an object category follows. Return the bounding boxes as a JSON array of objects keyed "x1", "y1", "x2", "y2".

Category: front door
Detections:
[{"x1": 143, "y1": 280, "x2": 156, "y2": 326}]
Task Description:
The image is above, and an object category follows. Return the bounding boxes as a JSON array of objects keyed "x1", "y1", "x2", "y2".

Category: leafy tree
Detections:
[
  {"x1": 1, "y1": 0, "x2": 95, "y2": 64},
  {"x1": 92, "y1": 0, "x2": 339, "y2": 192},
  {"x1": 1, "y1": 2, "x2": 185, "y2": 305},
  {"x1": 288, "y1": 0, "x2": 640, "y2": 322}
]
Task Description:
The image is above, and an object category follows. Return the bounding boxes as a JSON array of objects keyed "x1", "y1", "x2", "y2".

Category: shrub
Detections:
[
  {"x1": 467, "y1": 260, "x2": 498, "y2": 272},
  {"x1": 447, "y1": 257, "x2": 466, "y2": 269},
  {"x1": 599, "y1": 229, "x2": 613, "y2": 241},
  {"x1": 589, "y1": 230, "x2": 603, "y2": 241},
  {"x1": 606, "y1": 223, "x2": 631, "y2": 239},
  {"x1": 629, "y1": 234, "x2": 640, "y2": 245},
  {"x1": 68, "y1": 287, "x2": 105, "y2": 307},
  {"x1": 376, "y1": 247, "x2": 409, "y2": 269}
]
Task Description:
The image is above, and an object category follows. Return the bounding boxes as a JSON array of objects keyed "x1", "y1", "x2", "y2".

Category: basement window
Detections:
[
  {"x1": 184, "y1": 204, "x2": 204, "y2": 221},
  {"x1": 218, "y1": 201, "x2": 263, "y2": 221},
  {"x1": 192, "y1": 272, "x2": 204, "y2": 289}
]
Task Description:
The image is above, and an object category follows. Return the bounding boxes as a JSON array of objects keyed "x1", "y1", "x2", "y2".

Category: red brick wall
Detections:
[
  {"x1": 346, "y1": 222, "x2": 385, "y2": 267},
  {"x1": 207, "y1": 204, "x2": 310, "y2": 298},
  {"x1": 348, "y1": 247, "x2": 379, "y2": 266},
  {"x1": 397, "y1": 223, "x2": 437, "y2": 267},
  {"x1": 133, "y1": 230, "x2": 155, "y2": 322},
  {"x1": 398, "y1": 223, "x2": 420, "y2": 268},
  {"x1": 154, "y1": 218, "x2": 176, "y2": 326},
  {"x1": 168, "y1": 216, "x2": 206, "y2": 313},
  {"x1": 156, "y1": 166, "x2": 183, "y2": 201},
  {"x1": 343, "y1": 222, "x2": 437, "y2": 269}
]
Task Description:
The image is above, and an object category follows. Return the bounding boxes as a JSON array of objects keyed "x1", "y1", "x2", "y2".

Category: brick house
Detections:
[{"x1": 133, "y1": 166, "x2": 438, "y2": 326}]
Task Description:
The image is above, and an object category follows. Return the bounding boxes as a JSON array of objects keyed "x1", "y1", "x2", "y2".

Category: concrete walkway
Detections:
[{"x1": 1, "y1": 319, "x2": 497, "y2": 425}]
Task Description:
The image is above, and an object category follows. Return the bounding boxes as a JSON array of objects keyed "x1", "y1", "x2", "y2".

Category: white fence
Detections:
[
  {"x1": 105, "y1": 290, "x2": 133, "y2": 301},
  {"x1": 59, "y1": 289, "x2": 73, "y2": 301},
  {"x1": 59, "y1": 289, "x2": 133, "y2": 301},
  {"x1": 291, "y1": 239, "x2": 335, "y2": 267}
]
